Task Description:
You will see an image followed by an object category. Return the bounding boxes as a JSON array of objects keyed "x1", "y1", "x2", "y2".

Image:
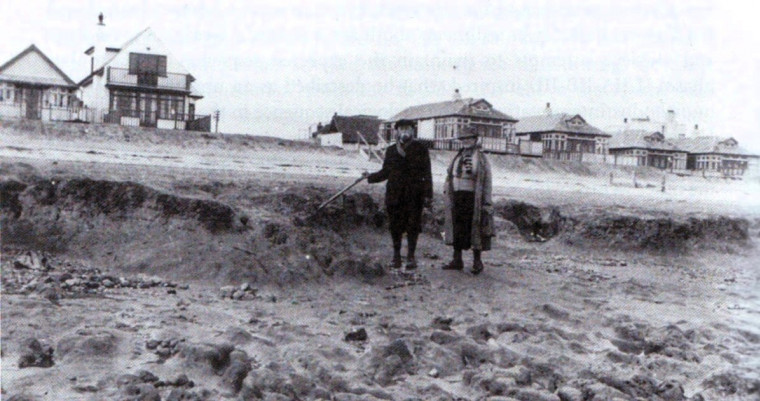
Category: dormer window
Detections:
[{"x1": 129, "y1": 53, "x2": 167, "y2": 77}]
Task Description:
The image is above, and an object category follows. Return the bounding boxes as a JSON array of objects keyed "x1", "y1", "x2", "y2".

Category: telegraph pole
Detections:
[{"x1": 214, "y1": 110, "x2": 220, "y2": 134}]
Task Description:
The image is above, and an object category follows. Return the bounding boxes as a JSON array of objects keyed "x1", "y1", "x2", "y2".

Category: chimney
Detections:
[
  {"x1": 93, "y1": 13, "x2": 106, "y2": 72},
  {"x1": 667, "y1": 109, "x2": 675, "y2": 123},
  {"x1": 452, "y1": 89, "x2": 462, "y2": 101},
  {"x1": 693, "y1": 124, "x2": 700, "y2": 137},
  {"x1": 624, "y1": 118, "x2": 628, "y2": 130},
  {"x1": 544, "y1": 102, "x2": 552, "y2": 115}
]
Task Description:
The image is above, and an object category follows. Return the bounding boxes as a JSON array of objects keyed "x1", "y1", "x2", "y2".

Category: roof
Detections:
[
  {"x1": 78, "y1": 27, "x2": 150, "y2": 86},
  {"x1": 320, "y1": 114, "x2": 382, "y2": 144},
  {"x1": 388, "y1": 98, "x2": 517, "y2": 122},
  {"x1": 673, "y1": 136, "x2": 758, "y2": 156},
  {"x1": 0, "y1": 44, "x2": 77, "y2": 88},
  {"x1": 609, "y1": 130, "x2": 681, "y2": 151},
  {"x1": 515, "y1": 113, "x2": 611, "y2": 137}
]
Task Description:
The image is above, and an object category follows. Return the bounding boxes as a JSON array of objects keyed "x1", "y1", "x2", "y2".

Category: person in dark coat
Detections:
[{"x1": 363, "y1": 119, "x2": 433, "y2": 270}]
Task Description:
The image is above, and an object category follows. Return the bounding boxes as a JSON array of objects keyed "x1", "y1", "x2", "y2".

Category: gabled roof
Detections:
[
  {"x1": 515, "y1": 113, "x2": 611, "y2": 137},
  {"x1": 609, "y1": 129, "x2": 681, "y2": 151},
  {"x1": 673, "y1": 136, "x2": 757, "y2": 156},
  {"x1": 320, "y1": 114, "x2": 382, "y2": 145},
  {"x1": 0, "y1": 44, "x2": 76, "y2": 87},
  {"x1": 78, "y1": 27, "x2": 151, "y2": 86},
  {"x1": 388, "y1": 98, "x2": 517, "y2": 122}
]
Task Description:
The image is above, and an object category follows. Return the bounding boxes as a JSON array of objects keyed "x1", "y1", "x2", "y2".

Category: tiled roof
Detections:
[
  {"x1": 388, "y1": 98, "x2": 517, "y2": 122},
  {"x1": 0, "y1": 44, "x2": 77, "y2": 88},
  {"x1": 515, "y1": 113, "x2": 610, "y2": 137},
  {"x1": 320, "y1": 114, "x2": 382, "y2": 144},
  {"x1": 609, "y1": 130, "x2": 680, "y2": 151},
  {"x1": 673, "y1": 136, "x2": 758, "y2": 156}
]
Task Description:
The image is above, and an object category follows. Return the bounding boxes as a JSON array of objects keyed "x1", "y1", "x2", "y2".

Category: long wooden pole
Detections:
[{"x1": 316, "y1": 176, "x2": 366, "y2": 212}]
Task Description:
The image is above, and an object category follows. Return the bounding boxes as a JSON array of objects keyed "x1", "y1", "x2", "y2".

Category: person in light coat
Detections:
[{"x1": 442, "y1": 125, "x2": 494, "y2": 275}]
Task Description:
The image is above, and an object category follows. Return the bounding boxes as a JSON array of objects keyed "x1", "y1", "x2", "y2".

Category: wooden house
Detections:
[
  {"x1": 515, "y1": 106, "x2": 611, "y2": 162},
  {"x1": 315, "y1": 113, "x2": 382, "y2": 149},
  {"x1": 608, "y1": 130, "x2": 687, "y2": 170},
  {"x1": 78, "y1": 18, "x2": 208, "y2": 131},
  {"x1": 0, "y1": 44, "x2": 80, "y2": 122},
  {"x1": 673, "y1": 136, "x2": 758, "y2": 176},
  {"x1": 382, "y1": 91, "x2": 518, "y2": 153}
]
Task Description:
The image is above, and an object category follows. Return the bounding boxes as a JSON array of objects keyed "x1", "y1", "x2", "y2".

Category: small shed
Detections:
[{"x1": 316, "y1": 113, "x2": 382, "y2": 149}]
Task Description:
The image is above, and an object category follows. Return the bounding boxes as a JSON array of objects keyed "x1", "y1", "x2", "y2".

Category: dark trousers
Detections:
[
  {"x1": 453, "y1": 191, "x2": 475, "y2": 250},
  {"x1": 388, "y1": 196, "x2": 424, "y2": 255}
]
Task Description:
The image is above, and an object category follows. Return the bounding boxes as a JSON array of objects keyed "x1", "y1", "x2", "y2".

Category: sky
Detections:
[{"x1": 1, "y1": 0, "x2": 759, "y2": 151}]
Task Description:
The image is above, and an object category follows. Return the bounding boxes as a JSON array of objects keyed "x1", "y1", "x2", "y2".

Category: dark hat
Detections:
[
  {"x1": 457, "y1": 125, "x2": 479, "y2": 139},
  {"x1": 394, "y1": 119, "x2": 416, "y2": 129}
]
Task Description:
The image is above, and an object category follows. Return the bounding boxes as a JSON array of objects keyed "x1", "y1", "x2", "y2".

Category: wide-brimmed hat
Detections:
[
  {"x1": 457, "y1": 125, "x2": 479, "y2": 139},
  {"x1": 394, "y1": 119, "x2": 416, "y2": 129}
]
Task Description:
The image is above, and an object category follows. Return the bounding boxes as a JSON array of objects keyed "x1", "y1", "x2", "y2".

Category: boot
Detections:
[
  {"x1": 390, "y1": 254, "x2": 403, "y2": 269},
  {"x1": 405, "y1": 257, "x2": 418, "y2": 270},
  {"x1": 443, "y1": 248, "x2": 464, "y2": 270},
  {"x1": 471, "y1": 251, "x2": 484, "y2": 275},
  {"x1": 442, "y1": 259, "x2": 463, "y2": 270}
]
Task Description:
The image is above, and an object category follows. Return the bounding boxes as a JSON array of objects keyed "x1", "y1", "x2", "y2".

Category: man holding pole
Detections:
[{"x1": 363, "y1": 119, "x2": 433, "y2": 270}]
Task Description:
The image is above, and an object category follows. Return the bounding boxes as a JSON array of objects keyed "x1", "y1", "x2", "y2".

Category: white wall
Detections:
[
  {"x1": 613, "y1": 155, "x2": 638, "y2": 166},
  {"x1": 319, "y1": 132, "x2": 342, "y2": 147},
  {"x1": 105, "y1": 29, "x2": 190, "y2": 75},
  {"x1": 519, "y1": 139, "x2": 543, "y2": 156},
  {"x1": 417, "y1": 118, "x2": 435, "y2": 140}
]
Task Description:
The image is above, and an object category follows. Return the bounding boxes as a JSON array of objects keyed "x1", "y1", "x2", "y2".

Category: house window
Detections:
[
  {"x1": 157, "y1": 94, "x2": 184, "y2": 119},
  {"x1": 129, "y1": 53, "x2": 168, "y2": 77}
]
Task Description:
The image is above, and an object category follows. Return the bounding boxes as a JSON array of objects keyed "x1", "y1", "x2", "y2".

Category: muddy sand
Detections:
[{"x1": 1, "y1": 124, "x2": 760, "y2": 401}]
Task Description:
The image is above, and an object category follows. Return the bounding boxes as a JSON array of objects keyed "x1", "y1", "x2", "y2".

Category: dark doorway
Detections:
[
  {"x1": 188, "y1": 103, "x2": 195, "y2": 121},
  {"x1": 139, "y1": 94, "x2": 157, "y2": 127},
  {"x1": 25, "y1": 88, "x2": 41, "y2": 120}
]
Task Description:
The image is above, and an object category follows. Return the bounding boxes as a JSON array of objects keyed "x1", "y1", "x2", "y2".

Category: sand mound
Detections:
[
  {"x1": 493, "y1": 199, "x2": 751, "y2": 252},
  {"x1": 564, "y1": 213, "x2": 751, "y2": 252},
  {"x1": 1, "y1": 177, "x2": 389, "y2": 285},
  {"x1": 2, "y1": 175, "x2": 752, "y2": 288}
]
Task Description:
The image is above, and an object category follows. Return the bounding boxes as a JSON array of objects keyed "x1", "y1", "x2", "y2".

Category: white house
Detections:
[
  {"x1": 0, "y1": 44, "x2": 80, "y2": 121},
  {"x1": 78, "y1": 18, "x2": 207, "y2": 130}
]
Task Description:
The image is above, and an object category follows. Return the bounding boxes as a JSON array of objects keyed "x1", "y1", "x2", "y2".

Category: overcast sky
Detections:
[{"x1": 1, "y1": 0, "x2": 758, "y2": 150}]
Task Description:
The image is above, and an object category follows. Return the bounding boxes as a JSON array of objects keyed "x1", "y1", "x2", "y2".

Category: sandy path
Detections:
[{"x1": 2, "y1": 131, "x2": 759, "y2": 400}]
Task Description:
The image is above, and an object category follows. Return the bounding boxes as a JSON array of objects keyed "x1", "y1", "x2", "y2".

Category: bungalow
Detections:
[
  {"x1": 673, "y1": 135, "x2": 759, "y2": 177},
  {"x1": 608, "y1": 130, "x2": 687, "y2": 170},
  {"x1": 515, "y1": 104, "x2": 611, "y2": 162},
  {"x1": 78, "y1": 17, "x2": 208, "y2": 131},
  {"x1": 382, "y1": 90, "x2": 518, "y2": 153},
  {"x1": 315, "y1": 113, "x2": 382, "y2": 149},
  {"x1": 0, "y1": 44, "x2": 80, "y2": 122}
]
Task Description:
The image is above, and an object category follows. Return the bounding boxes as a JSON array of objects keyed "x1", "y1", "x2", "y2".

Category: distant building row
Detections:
[
  {"x1": 0, "y1": 15, "x2": 210, "y2": 131},
  {"x1": 314, "y1": 92, "x2": 758, "y2": 177}
]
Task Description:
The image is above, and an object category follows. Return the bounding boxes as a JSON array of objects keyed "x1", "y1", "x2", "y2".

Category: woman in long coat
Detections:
[{"x1": 442, "y1": 126, "x2": 494, "y2": 275}]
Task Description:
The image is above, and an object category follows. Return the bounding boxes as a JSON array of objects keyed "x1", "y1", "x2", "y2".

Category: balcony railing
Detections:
[
  {"x1": 104, "y1": 109, "x2": 210, "y2": 131},
  {"x1": 107, "y1": 67, "x2": 191, "y2": 92}
]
